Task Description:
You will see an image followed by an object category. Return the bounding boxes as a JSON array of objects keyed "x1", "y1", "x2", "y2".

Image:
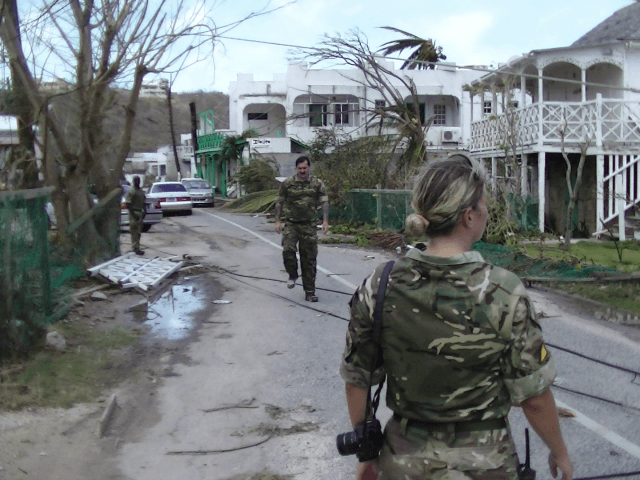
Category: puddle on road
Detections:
[{"x1": 136, "y1": 281, "x2": 207, "y2": 340}]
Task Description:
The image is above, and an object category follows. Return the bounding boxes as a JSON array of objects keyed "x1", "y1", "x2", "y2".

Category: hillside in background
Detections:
[
  {"x1": 0, "y1": 88, "x2": 229, "y2": 159},
  {"x1": 127, "y1": 90, "x2": 229, "y2": 153}
]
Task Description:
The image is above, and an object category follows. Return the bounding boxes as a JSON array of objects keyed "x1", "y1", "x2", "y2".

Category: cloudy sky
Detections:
[{"x1": 167, "y1": 0, "x2": 633, "y2": 93}]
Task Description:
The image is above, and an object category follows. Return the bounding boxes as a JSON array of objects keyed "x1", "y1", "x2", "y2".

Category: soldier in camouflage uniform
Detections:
[
  {"x1": 340, "y1": 154, "x2": 572, "y2": 480},
  {"x1": 125, "y1": 176, "x2": 146, "y2": 255},
  {"x1": 275, "y1": 156, "x2": 329, "y2": 302}
]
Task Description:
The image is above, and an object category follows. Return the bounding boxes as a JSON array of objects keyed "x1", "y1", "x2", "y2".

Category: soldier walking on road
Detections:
[
  {"x1": 275, "y1": 156, "x2": 329, "y2": 302},
  {"x1": 125, "y1": 176, "x2": 146, "y2": 256},
  {"x1": 341, "y1": 154, "x2": 572, "y2": 480}
]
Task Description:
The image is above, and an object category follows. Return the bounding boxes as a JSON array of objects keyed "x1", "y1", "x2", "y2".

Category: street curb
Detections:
[
  {"x1": 97, "y1": 393, "x2": 117, "y2": 438},
  {"x1": 532, "y1": 286, "x2": 640, "y2": 327}
]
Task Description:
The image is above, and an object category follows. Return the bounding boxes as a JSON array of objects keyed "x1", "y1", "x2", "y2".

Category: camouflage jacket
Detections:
[
  {"x1": 277, "y1": 175, "x2": 328, "y2": 223},
  {"x1": 340, "y1": 247, "x2": 557, "y2": 423},
  {"x1": 125, "y1": 187, "x2": 146, "y2": 212}
]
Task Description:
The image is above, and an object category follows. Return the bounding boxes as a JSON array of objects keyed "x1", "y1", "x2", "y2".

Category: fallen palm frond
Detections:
[{"x1": 221, "y1": 190, "x2": 278, "y2": 214}]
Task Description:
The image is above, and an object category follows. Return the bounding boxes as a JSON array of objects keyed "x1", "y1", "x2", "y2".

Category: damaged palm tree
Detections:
[{"x1": 291, "y1": 29, "x2": 445, "y2": 182}]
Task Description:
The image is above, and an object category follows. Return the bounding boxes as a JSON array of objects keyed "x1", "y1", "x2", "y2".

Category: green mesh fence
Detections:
[
  {"x1": 472, "y1": 242, "x2": 619, "y2": 279},
  {"x1": 0, "y1": 187, "x2": 119, "y2": 358},
  {"x1": 331, "y1": 189, "x2": 412, "y2": 231},
  {"x1": 1, "y1": 188, "x2": 55, "y2": 356}
]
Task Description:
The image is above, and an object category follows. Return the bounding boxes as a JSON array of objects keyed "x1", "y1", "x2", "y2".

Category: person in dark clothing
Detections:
[{"x1": 125, "y1": 176, "x2": 146, "y2": 255}]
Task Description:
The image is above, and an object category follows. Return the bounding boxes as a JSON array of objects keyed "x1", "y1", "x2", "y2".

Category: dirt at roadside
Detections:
[{"x1": 0, "y1": 269, "x2": 224, "y2": 480}]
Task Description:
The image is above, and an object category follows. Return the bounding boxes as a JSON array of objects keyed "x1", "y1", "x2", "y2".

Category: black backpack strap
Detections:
[{"x1": 365, "y1": 260, "x2": 395, "y2": 420}]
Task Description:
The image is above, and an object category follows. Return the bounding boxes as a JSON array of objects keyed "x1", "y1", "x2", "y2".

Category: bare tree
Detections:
[
  {"x1": 559, "y1": 112, "x2": 592, "y2": 249},
  {"x1": 465, "y1": 76, "x2": 528, "y2": 229},
  {"x1": 0, "y1": 0, "x2": 285, "y2": 260},
  {"x1": 291, "y1": 29, "x2": 444, "y2": 181}
]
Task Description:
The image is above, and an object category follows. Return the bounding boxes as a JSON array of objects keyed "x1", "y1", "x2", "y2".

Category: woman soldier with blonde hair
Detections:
[{"x1": 340, "y1": 154, "x2": 572, "y2": 480}]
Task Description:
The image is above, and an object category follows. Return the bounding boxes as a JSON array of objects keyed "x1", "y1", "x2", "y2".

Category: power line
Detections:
[{"x1": 217, "y1": 35, "x2": 640, "y2": 94}]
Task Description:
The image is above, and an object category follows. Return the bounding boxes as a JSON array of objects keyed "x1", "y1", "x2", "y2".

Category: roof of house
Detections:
[{"x1": 573, "y1": 2, "x2": 640, "y2": 47}]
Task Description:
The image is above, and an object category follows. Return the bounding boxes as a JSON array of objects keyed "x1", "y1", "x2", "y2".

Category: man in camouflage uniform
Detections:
[
  {"x1": 341, "y1": 243, "x2": 571, "y2": 479},
  {"x1": 125, "y1": 176, "x2": 146, "y2": 256},
  {"x1": 275, "y1": 156, "x2": 329, "y2": 302}
]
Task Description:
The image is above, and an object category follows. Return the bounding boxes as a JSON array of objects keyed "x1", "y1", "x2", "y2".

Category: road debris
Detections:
[
  {"x1": 87, "y1": 253, "x2": 184, "y2": 292},
  {"x1": 202, "y1": 398, "x2": 258, "y2": 413}
]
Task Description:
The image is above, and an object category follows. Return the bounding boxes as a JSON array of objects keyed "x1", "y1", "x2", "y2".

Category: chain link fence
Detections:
[{"x1": 331, "y1": 189, "x2": 412, "y2": 231}]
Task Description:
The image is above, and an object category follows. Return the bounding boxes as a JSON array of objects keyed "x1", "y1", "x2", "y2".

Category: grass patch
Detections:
[
  {"x1": 0, "y1": 325, "x2": 138, "y2": 410},
  {"x1": 550, "y1": 281, "x2": 640, "y2": 315},
  {"x1": 520, "y1": 240, "x2": 640, "y2": 273}
]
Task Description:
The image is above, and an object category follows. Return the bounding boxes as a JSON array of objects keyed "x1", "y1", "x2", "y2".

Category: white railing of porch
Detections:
[
  {"x1": 601, "y1": 154, "x2": 640, "y2": 241},
  {"x1": 470, "y1": 95, "x2": 640, "y2": 152}
]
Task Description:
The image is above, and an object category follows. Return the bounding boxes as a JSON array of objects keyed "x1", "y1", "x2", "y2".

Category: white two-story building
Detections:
[
  {"x1": 469, "y1": 2, "x2": 640, "y2": 239},
  {"x1": 227, "y1": 61, "x2": 482, "y2": 177}
]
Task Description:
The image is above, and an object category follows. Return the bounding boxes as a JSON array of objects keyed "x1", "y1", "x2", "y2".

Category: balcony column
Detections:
[
  {"x1": 520, "y1": 75, "x2": 526, "y2": 107},
  {"x1": 538, "y1": 68, "x2": 544, "y2": 147},
  {"x1": 491, "y1": 157, "x2": 498, "y2": 192},
  {"x1": 596, "y1": 154, "x2": 604, "y2": 233},
  {"x1": 469, "y1": 92, "x2": 474, "y2": 123},
  {"x1": 521, "y1": 154, "x2": 529, "y2": 197},
  {"x1": 617, "y1": 166, "x2": 626, "y2": 241},
  {"x1": 581, "y1": 68, "x2": 587, "y2": 102},
  {"x1": 538, "y1": 152, "x2": 546, "y2": 232}
]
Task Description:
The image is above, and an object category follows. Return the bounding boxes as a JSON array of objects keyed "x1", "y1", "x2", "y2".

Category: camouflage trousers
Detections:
[
  {"x1": 376, "y1": 416, "x2": 519, "y2": 480},
  {"x1": 281, "y1": 222, "x2": 318, "y2": 293},
  {"x1": 129, "y1": 209, "x2": 144, "y2": 251}
]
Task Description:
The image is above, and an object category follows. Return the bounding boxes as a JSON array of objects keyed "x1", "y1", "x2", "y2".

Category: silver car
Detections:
[
  {"x1": 46, "y1": 188, "x2": 163, "y2": 232},
  {"x1": 120, "y1": 185, "x2": 163, "y2": 232},
  {"x1": 146, "y1": 181, "x2": 193, "y2": 215},
  {"x1": 181, "y1": 178, "x2": 214, "y2": 207}
]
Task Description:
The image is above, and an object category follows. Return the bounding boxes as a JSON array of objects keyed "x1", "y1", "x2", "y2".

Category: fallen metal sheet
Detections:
[{"x1": 88, "y1": 254, "x2": 184, "y2": 292}]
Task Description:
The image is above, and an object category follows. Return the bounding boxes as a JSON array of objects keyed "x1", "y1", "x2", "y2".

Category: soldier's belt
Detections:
[{"x1": 392, "y1": 413, "x2": 507, "y2": 433}]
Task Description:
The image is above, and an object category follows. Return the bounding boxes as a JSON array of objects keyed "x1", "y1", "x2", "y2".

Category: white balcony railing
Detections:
[{"x1": 470, "y1": 95, "x2": 640, "y2": 153}]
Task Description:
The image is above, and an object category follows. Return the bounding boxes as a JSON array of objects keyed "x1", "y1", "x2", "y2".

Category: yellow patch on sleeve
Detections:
[{"x1": 540, "y1": 346, "x2": 548, "y2": 362}]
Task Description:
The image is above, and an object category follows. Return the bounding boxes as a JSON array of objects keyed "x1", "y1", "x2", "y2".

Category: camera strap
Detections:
[{"x1": 364, "y1": 260, "x2": 395, "y2": 422}]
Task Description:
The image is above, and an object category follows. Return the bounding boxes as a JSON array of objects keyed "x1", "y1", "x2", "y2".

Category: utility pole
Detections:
[
  {"x1": 189, "y1": 102, "x2": 199, "y2": 175},
  {"x1": 166, "y1": 77, "x2": 181, "y2": 179}
]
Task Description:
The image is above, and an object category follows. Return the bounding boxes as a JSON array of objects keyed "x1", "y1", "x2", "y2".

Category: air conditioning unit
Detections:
[{"x1": 440, "y1": 128, "x2": 461, "y2": 143}]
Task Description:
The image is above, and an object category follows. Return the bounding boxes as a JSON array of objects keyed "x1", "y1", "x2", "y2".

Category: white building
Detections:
[
  {"x1": 228, "y1": 61, "x2": 482, "y2": 177},
  {"x1": 139, "y1": 78, "x2": 169, "y2": 97},
  {"x1": 468, "y1": 2, "x2": 640, "y2": 238}
]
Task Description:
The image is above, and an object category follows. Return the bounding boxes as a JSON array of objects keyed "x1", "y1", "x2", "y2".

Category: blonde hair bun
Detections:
[{"x1": 405, "y1": 213, "x2": 430, "y2": 237}]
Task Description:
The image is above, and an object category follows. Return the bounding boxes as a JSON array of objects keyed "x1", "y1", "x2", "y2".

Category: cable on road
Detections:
[
  {"x1": 573, "y1": 471, "x2": 640, "y2": 480},
  {"x1": 547, "y1": 343, "x2": 640, "y2": 379},
  {"x1": 553, "y1": 384, "x2": 640, "y2": 413},
  {"x1": 214, "y1": 268, "x2": 350, "y2": 322},
  {"x1": 216, "y1": 267, "x2": 354, "y2": 296}
]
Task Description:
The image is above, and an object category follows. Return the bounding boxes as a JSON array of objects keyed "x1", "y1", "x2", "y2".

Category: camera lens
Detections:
[{"x1": 336, "y1": 431, "x2": 361, "y2": 456}]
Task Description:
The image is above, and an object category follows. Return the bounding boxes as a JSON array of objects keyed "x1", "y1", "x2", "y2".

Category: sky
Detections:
[{"x1": 166, "y1": 0, "x2": 633, "y2": 93}]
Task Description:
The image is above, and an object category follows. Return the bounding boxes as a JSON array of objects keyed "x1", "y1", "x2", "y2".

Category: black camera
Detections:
[{"x1": 336, "y1": 418, "x2": 384, "y2": 462}]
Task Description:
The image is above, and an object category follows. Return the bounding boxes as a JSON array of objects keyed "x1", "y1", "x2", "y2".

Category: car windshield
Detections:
[
  {"x1": 151, "y1": 184, "x2": 187, "y2": 193},
  {"x1": 183, "y1": 180, "x2": 210, "y2": 190}
]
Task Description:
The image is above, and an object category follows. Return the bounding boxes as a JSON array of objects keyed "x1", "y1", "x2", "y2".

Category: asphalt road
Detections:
[{"x1": 116, "y1": 209, "x2": 640, "y2": 480}]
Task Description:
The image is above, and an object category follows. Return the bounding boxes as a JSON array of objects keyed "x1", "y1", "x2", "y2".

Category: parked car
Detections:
[
  {"x1": 120, "y1": 185, "x2": 163, "y2": 232},
  {"x1": 181, "y1": 178, "x2": 214, "y2": 207},
  {"x1": 46, "y1": 187, "x2": 163, "y2": 232},
  {"x1": 146, "y1": 181, "x2": 193, "y2": 215}
]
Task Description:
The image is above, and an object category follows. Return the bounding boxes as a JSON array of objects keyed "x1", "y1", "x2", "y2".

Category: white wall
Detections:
[{"x1": 228, "y1": 61, "x2": 483, "y2": 150}]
